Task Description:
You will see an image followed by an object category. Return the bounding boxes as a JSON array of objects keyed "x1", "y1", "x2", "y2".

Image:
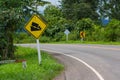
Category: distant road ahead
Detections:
[{"x1": 18, "y1": 44, "x2": 120, "y2": 80}]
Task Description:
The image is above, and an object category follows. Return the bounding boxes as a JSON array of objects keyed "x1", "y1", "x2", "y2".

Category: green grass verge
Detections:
[
  {"x1": 0, "y1": 46, "x2": 64, "y2": 80},
  {"x1": 50, "y1": 40, "x2": 120, "y2": 45}
]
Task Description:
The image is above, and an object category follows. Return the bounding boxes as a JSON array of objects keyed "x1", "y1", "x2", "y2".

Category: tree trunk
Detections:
[{"x1": 4, "y1": 23, "x2": 15, "y2": 59}]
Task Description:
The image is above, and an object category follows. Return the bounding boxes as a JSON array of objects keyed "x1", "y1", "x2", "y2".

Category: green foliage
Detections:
[
  {"x1": 99, "y1": 0, "x2": 120, "y2": 20},
  {"x1": 0, "y1": 0, "x2": 49, "y2": 60},
  {"x1": 73, "y1": 3, "x2": 94, "y2": 20},
  {"x1": 9, "y1": 1, "x2": 114, "y2": 43},
  {"x1": 42, "y1": 0, "x2": 120, "y2": 43},
  {"x1": 14, "y1": 32, "x2": 35, "y2": 43},
  {"x1": 40, "y1": 36, "x2": 51, "y2": 43},
  {"x1": 61, "y1": 0, "x2": 99, "y2": 20},
  {"x1": 53, "y1": 32, "x2": 64, "y2": 41},
  {"x1": 14, "y1": 32, "x2": 57, "y2": 43},
  {"x1": 76, "y1": 18, "x2": 94, "y2": 31},
  {"x1": 84, "y1": 25, "x2": 103, "y2": 41},
  {"x1": 44, "y1": 5, "x2": 62, "y2": 18},
  {"x1": 69, "y1": 31, "x2": 79, "y2": 40},
  {"x1": 44, "y1": 5, "x2": 70, "y2": 42},
  {"x1": 91, "y1": 25, "x2": 105, "y2": 41},
  {"x1": 104, "y1": 19, "x2": 120, "y2": 41},
  {"x1": 0, "y1": 46, "x2": 64, "y2": 80}
]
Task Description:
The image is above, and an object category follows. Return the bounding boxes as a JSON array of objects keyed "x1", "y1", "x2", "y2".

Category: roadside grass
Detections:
[
  {"x1": 0, "y1": 46, "x2": 64, "y2": 80},
  {"x1": 50, "y1": 40, "x2": 120, "y2": 45}
]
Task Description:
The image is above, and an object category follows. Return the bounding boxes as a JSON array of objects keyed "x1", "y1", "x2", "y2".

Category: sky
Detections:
[
  {"x1": 38, "y1": 0, "x2": 60, "y2": 13},
  {"x1": 44, "y1": 0, "x2": 60, "y2": 6}
]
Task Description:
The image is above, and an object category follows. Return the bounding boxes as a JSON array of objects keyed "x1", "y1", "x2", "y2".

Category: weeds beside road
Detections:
[{"x1": 0, "y1": 46, "x2": 64, "y2": 80}]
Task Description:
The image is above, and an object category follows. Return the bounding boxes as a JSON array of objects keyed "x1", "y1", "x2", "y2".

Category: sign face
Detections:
[
  {"x1": 64, "y1": 29, "x2": 70, "y2": 35},
  {"x1": 25, "y1": 15, "x2": 47, "y2": 39},
  {"x1": 80, "y1": 31, "x2": 85, "y2": 38}
]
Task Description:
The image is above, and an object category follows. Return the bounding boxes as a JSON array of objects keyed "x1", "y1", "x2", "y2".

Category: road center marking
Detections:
[{"x1": 42, "y1": 49, "x2": 105, "y2": 80}]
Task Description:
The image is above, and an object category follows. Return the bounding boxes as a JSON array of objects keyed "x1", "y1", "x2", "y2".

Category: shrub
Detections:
[
  {"x1": 104, "y1": 19, "x2": 120, "y2": 41},
  {"x1": 69, "y1": 31, "x2": 79, "y2": 40},
  {"x1": 40, "y1": 36, "x2": 51, "y2": 43},
  {"x1": 14, "y1": 32, "x2": 35, "y2": 43}
]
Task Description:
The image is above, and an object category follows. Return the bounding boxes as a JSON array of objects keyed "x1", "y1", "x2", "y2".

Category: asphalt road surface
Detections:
[{"x1": 18, "y1": 44, "x2": 120, "y2": 80}]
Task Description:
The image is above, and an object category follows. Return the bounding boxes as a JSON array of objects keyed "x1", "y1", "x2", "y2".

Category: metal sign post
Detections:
[
  {"x1": 66, "y1": 34, "x2": 68, "y2": 41},
  {"x1": 36, "y1": 39, "x2": 41, "y2": 64},
  {"x1": 64, "y1": 29, "x2": 70, "y2": 41}
]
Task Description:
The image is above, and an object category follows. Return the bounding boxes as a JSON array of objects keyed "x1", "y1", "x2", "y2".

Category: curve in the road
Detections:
[{"x1": 42, "y1": 49, "x2": 105, "y2": 80}]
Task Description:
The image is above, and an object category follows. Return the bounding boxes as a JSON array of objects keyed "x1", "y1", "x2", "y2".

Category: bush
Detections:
[
  {"x1": 104, "y1": 19, "x2": 120, "y2": 41},
  {"x1": 88, "y1": 25, "x2": 106, "y2": 41},
  {"x1": 14, "y1": 32, "x2": 35, "y2": 43},
  {"x1": 69, "y1": 31, "x2": 79, "y2": 40},
  {"x1": 76, "y1": 18, "x2": 94, "y2": 31},
  {"x1": 53, "y1": 32, "x2": 64, "y2": 42},
  {"x1": 40, "y1": 36, "x2": 51, "y2": 43}
]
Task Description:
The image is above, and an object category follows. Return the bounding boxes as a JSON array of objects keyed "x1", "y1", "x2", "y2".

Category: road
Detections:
[{"x1": 18, "y1": 44, "x2": 120, "y2": 80}]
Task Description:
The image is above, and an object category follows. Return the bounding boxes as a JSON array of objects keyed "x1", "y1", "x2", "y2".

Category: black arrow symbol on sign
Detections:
[{"x1": 31, "y1": 22, "x2": 41, "y2": 31}]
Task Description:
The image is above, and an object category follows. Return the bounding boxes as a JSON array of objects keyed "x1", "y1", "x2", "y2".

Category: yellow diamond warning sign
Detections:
[
  {"x1": 25, "y1": 14, "x2": 47, "y2": 39},
  {"x1": 80, "y1": 31, "x2": 85, "y2": 38}
]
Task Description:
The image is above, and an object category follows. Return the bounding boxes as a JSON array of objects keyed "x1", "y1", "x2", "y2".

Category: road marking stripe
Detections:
[{"x1": 42, "y1": 49, "x2": 105, "y2": 80}]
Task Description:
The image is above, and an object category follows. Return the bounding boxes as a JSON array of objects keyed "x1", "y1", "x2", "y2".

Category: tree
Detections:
[
  {"x1": 76, "y1": 18, "x2": 94, "y2": 31},
  {"x1": 0, "y1": 0, "x2": 49, "y2": 60},
  {"x1": 60, "y1": 0, "x2": 99, "y2": 20},
  {"x1": 44, "y1": 5, "x2": 63, "y2": 40},
  {"x1": 105, "y1": 19, "x2": 120, "y2": 41},
  {"x1": 73, "y1": 3, "x2": 94, "y2": 20},
  {"x1": 98, "y1": 0, "x2": 120, "y2": 20},
  {"x1": 44, "y1": 5, "x2": 74, "y2": 41},
  {"x1": 76, "y1": 18, "x2": 95, "y2": 41}
]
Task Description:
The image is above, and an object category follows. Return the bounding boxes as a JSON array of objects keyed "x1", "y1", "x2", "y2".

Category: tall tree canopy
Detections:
[
  {"x1": 0, "y1": 0, "x2": 49, "y2": 60},
  {"x1": 98, "y1": 0, "x2": 120, "y2": 20},
  {"x1": 44, "y1": 5, "x2": 66, "y2": 41},
  {"x1": 60, "y1": 0, "x2": 99, "y2": 20}
]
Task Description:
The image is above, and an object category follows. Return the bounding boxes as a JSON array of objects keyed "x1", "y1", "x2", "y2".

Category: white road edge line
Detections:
[{"x1": 42, "y1": 49, "x2": 105, "y2": 80}]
